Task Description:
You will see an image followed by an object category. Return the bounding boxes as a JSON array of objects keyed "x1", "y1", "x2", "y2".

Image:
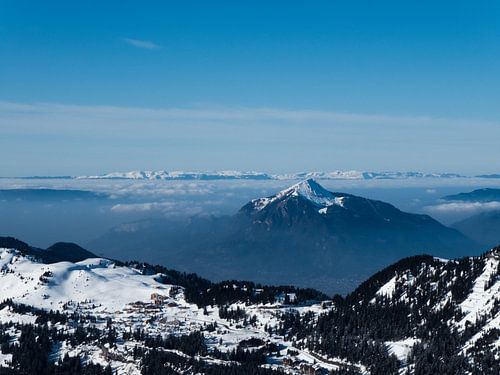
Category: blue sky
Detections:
[{"x1": 1, "y1": 1, "x2": 499, "y2": 175}]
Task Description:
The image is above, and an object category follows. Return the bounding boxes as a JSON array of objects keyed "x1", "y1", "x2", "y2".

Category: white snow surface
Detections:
[
  {"x1": 457, "y1": 255, "x2": 500, "y2": 329},
  {"x1": 0, "y1": 352, "x2": 12, "y2": 368},
  {"x1": 0, "y1": 247, "x2": 368, "y2": 374},
  {"x1": 2, "y1": 246, "x2": 498, "y2": 374},
  {"x1": 251, "y1": 179, "x2": 346, "y2": 213},
  {"x1": 0, "y1": 306, "x2": 37, "y2": 324},
  {"x1": 0, "y1": 248, "x2": 170, "y2": 312},
  {"x1": 0, "y1": 248, "x2": 372, "y2": 374},
  {"x1": 376, "y1": 275, "x2": 398, "y2": 298},
  {"x1": 386, "y1": 338, "x2": 419, "y2": 363}
]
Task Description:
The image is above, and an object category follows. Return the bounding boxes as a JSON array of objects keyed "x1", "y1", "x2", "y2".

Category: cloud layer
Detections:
[
  {"x1": 1, "y1": 101, "x2": 499, "y2": 176},
  {"x1": 425, "y1": 201, "x2": 500, "y2": 215},
  {"x1": 1, "y1": 101, "x2": 495, "y2": 135}
]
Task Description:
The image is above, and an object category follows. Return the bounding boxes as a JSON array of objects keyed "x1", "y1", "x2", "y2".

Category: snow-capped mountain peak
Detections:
[
  {"x1": 281, "y1": 178, "x2": 345, "y2": 208},
  {"x1": 251, "y1": 179, "x2": 345, "y2": 213}
]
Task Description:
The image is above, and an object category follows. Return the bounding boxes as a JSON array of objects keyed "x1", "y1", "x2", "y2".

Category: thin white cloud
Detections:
[
  {"x1": 111, "y1": 202, "x2": 177, "y2": 213},
  {"x1": 110, "y1": 201, "x2": 210, "y2": 217},
  {"x1": 1, "y1": 100, "x2": 499, "y2": 176},
  {"x1": 123, "y1": 38, "x2": 161, "y2": 50},
  {"x1": 425, "y1": 201, "x2": 500, "y2": 215},
  {"x1": 0, "y1": 101, "x2": 496, "y2": 131}
]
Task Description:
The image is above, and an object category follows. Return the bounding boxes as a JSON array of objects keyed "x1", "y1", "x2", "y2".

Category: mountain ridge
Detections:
[
  {"x1": 80, "y1": 170, "x2": 466, "y2": 180},
  {"x1": 90, "y1": 180, "x2": 480, "y2": 295},
  {"x1": 0, "y1": 236, "x2": 98, "y2": 264},
  {"x1": 443, "y1": 188, "x2": 500, "y2": 202},
  {"x1": 2, "y1": 170, "x2": 474, "y2": 180},
  {"x1": 452, "y1": 210, "x2": 500, "y2": 248},
  {"x1": 0, "y1": 239, "x2": 498, "y2": 374}
]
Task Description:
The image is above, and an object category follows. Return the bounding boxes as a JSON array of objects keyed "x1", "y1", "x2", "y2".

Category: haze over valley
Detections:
[{"x1": 1, "y1": 173, "x2": 500, "y2": 295}]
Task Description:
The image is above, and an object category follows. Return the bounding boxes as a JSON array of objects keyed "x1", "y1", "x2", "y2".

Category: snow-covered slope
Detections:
[
  {"x1": 0, "y1": 247, "x2": 359, "y2": 374},
  {"x1": 0, "y1": 248, "x2": 170, "y2": 312},
  {"x1": 250, "y1": 178, "x2": 346, "y2": 213},
  {"x1": 365, "y1": 249, "x2": 500, "y2": 373},
  {"x1": 0, "y1": 245, "x2": 499, "y2": 374},
  {"x1": 457, "y1": 254, "x2": 500, "y2": 329}
]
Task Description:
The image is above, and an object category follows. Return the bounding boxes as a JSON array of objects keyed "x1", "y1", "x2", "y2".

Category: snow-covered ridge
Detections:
[
  {"x1": 458, "y1": 254, "x2": 500, "y2": 330},
  {"x1": 78, "y1": 170, "x2": 272, "y2": 180},
  {"x1": 72, "y1": 170, "x2": 466, "y2": 181},
  {"x1": 251, "y1": 179, "x2": 345, "y2": 213},
  {"x1": 0, "y1": 247, "x2": 358, "y2": 374},
  {"x1": 0, "y1": 248, "x2": 170, "y2": 312},
  {"x1": 370, "y1": 248, "x2": 500, "y2": 367},
  {"x1": 1, "y1": 244, "x2": 499, "y2": 374}
]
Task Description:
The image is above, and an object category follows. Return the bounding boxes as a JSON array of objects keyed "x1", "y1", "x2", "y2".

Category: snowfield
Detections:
[
  {"x1": 458, "y1": 255, "x2": 500, "y2": 328},
  {"x1": 0, "y1": 249, "x2": 171, "y2": 312},
  {"x1": 1, "y1": 246, "x2": 499, "y2": 374},
  {"x1": 0, "y1": 248, "x2": 365, "y2": 374}
]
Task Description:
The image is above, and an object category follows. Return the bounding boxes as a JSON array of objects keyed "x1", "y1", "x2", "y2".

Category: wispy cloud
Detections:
[
  {"x1": 110, "y1": 201, "x2": 218, "y2": 217},
  {"x1": 425, "y1": 201, "x2": 500, "y2": 215},
  {"x1": 1, "y1": 101, "x2": 496, "y2": 129},
  {"x1": 1, "y1": 100, "x2": 499, "y2": 176},
  {"x1": 123, "y1": 38, "x2": 161, "y2": 50},
  {"x1": 111, "y1": 201, "x2": 180, "y2": 213}
]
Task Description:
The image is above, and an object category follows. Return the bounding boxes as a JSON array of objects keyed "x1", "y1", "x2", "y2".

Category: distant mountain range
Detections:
[
  {"x1": 453, "y1": 211, "x2": 500, "y2": 248},
  {"x1": 442, "y1": 188, "x2": 500, "y2": 248},
  {"x1": 476, "y1": 174, "x2": 500, "y2": 179},
  {"x1": 0, "y1": 188, "x2": 107, "y2": 201},
  {"x1": 2, "y1": 170, "x2": 482, "y2": 180},
  {"x1": 79, "y1": 170, "x2": 468, "y2": 180},
  {"x1": 90, "y1": 179, "x2": 479, "y2": 294},
  {"x1": 443, "y1": 188, "x2": 500, "y2": 202}
]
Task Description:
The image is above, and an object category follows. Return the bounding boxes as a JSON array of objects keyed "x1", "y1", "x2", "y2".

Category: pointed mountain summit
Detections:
[
  {"x1": 91, "y1": 180, "x2": 480, "y2": 294},
  {"x1": 239, "y1": 179, "x2": 443, "y2": 231},
  {"x1": 239, "y1": 179, "x2": 349, "y2": 227},
  {"x1": 247, "y1": 178, "x2": 346, "y2": 213},
  {"x1": 231, "y1": 180, "x2": 479, "y2": 291}
]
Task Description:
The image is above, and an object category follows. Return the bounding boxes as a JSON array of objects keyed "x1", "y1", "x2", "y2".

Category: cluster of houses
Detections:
[
  {"x1": 122, "y1": 292, "x2": 177, "y2": 313},
  {"x1": 150, "y1": 293, "x2": 169, "y2": 305},
  {"x1": 282, "y1": 356, "x2": 323, "y2": 374},
  {"x1": 124, "y1": 300, "x2": 162, "y2": 313}
]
